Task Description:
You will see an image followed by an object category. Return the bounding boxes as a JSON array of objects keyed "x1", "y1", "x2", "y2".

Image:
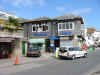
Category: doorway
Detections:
[{"x1": 0, "y1": 42, "x2": 12, "y2": 59}]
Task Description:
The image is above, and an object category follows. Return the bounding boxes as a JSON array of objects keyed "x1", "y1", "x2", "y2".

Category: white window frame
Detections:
[
  {"x1": 58, "y1": 22, "x2": 74, "y2": 36},
  {"x1": 32, "y1": 24, "x2": 36, "y2": 32},
  {"x1": 58, "y1": 22, "x2": 74, "y2": 31},
  {"x1": 32, "y1": 23, "x2": 49, "y2": 32}
]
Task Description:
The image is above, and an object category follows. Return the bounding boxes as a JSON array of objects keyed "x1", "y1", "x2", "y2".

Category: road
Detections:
[{"x1": 1, "y1": 48, "x2": 100, "y2": 75}]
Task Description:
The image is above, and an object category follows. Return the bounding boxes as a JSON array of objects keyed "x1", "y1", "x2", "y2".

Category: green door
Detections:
[{"x1": 22, "y1": 41, "x2": 25, "y2": 55}]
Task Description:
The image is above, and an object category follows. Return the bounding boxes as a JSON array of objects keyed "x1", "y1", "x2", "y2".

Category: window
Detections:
[
  {"x1": 70, "y1": 23, "x2": 72, "y2": 29},
  {"x1": 66, "y1": 23, "x2": 69, "y2": 29},
  {"x1": 46, "y1": 25, "x2": 48, "y2": 30},
  {"x1": 58, "y1": 23, "x2": 66, "y2": 30},
  {"x1": 63, "y1": 23, "x2": 66, "y2": 29},
  {"x1": 32, "y1": 25, "x2": 36, "y2": 31},
  {"x1": 43, "y1": 25, "x2": 45, "y2": 31},
  {"x1": 32, "y1": 22, "x2": 48, "y2": 32},
  {"x1": 58, "y1": 22, "x2": 73, "y2": 30},
  {"x1": 59, "y1": 24, "x2": 62, "y2": 29},
  {"x1": 69, "y1": 47, "x2": 81, "y2": 51}
]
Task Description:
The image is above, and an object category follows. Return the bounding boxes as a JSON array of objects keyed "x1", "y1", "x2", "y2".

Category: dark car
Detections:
[{"x1": 27, "y1": 47, "x2": 41, "y2": 57}]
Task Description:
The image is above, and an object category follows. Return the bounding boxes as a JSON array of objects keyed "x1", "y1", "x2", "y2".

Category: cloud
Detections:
[
  {"x1": 3, "y1": 0, "x2": 46, "y2": 7},
  {"x1": 72, "y1": 8, "x2": 92, "y2": 15},
  {"x1": 56, "y1": 7, "x2": 66, "y2": 12}
]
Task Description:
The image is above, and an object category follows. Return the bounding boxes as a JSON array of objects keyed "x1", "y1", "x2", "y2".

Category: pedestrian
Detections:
[{"x1": 82, "y1": 44, "x2": 87, "y2": 51}]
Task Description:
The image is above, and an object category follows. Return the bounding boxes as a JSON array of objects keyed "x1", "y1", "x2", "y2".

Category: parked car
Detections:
[
  {"x1": 58, "y1": 47, "x2": 88, "y2": 60},
  {"x1": 27, "y1": 47, "x2": 41, "y2": 57}
]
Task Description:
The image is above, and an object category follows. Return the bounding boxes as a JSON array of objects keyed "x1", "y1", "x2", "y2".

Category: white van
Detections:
[{"x1": 58, "y1": 47, "x2": 88, "y2": 60}]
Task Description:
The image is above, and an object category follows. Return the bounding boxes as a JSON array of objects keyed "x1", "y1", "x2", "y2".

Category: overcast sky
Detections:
[{"x1": 0, "y1": 0, "x2": 100, "y2": 30}]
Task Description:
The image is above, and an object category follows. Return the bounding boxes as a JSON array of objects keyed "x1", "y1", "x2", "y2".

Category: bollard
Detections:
[
  {"x1": 89, "y1": 47, "x2": 93, "y2": 54},
  {"x1": 55, "y1": 48, "x2": 59, "y2": 58}
]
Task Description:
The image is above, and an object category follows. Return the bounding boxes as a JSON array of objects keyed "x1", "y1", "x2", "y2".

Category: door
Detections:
[
  {"x1": 77, "y1": 47, "x2": 82, "y2": 57},
  {"x1": 74, "y1": 48, "x2": 81, "y2": 57},
  {"x1": 22, "y1": 41, "x2": 25, "y2": 55}
]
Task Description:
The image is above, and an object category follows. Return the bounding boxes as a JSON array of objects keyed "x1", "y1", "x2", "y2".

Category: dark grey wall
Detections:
[{"x1": 23, "y1": 19, "x2": 85, "y2": 38}]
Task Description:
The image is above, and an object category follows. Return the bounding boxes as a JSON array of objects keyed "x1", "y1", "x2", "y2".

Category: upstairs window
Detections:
[
  {"x1": 59, "y1": 24, "x2": 62, "y2": 29},
  {"x1": 69, "y1": 23, "x2": 73, "y2": 29},
  {"x1": 58, "y1": 22, "x2": 73, "y2": 30},
  {"x1": 32, "y1": 25, "x2": 36, "y2": 31},
  {"x1": 66, "y1": 23, "x2": 69, "y2": 29},
  {"x1": 32, "y1": 22, "x2": 48, "y2": 32},
  {"x1": 63, "y1": 24, "x2": 66, "y2": 29}
]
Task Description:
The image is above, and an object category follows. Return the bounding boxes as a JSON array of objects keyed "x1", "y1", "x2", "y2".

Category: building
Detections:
[
  {"x1": 0, "y1": 10, "x2": 17, "y2": 20},
  {"x1": 0, "y1": 19, "x2": 23, "y2": 59},
  {"x1": 55, "y1": 14, "x2": 85, "y2": 48},
  {"x1": 21, "y1": 16, "x2": 59, "y2": 54},
  {"x1": 85, "y1": 28, "x2": 96, "y2": 47},
  {"x1": 21, "y1": 14, "x2": 86, "y2": 55},
  {"x1": 92, "y1": 31, "x2": 100, "y2": 46}
]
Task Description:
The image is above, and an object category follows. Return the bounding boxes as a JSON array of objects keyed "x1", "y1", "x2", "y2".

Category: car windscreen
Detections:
[
  {"x1": 60, "y1": 47, "x2": 67, "y2": 50},
  {"x1": 28, "y1": 48, "x2": 39, "y2": 51},
  {"x1": 28, "y1": 43, "x2": 40, "y2": 51}
]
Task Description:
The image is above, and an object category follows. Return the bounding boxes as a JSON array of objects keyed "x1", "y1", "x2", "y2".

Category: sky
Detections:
[{"x1": 0, "y1": 0, "x2": 100, "y2": 30}]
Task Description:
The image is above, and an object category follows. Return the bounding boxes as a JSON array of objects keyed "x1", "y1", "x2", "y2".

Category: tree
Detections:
[{"x1": 8, "y1": 16, "x2": 20, "y2": 27}]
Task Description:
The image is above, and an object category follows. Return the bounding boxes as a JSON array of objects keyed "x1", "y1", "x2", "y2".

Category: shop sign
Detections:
[
  {"x1": 33, "y1": 32, "x2": 48, "y2": 36},
  {"x1": 59, "y1": 31, "x2": 72, "y2": 36}
]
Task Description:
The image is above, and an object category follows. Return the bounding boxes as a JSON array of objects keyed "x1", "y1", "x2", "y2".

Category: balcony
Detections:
[{"x1": 0, "y1": 28, "x2": 24, "y2": 38}]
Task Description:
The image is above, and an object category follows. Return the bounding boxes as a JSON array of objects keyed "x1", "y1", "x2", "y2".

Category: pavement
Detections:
[
  {"x1": 0, "y1": 53, "x2": 53, "y2": 69},
  {"x1": 1, "y1": 48, "x2": 100, "y2": 75}
]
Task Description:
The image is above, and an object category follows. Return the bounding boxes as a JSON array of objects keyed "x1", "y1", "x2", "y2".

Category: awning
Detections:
[
  {"x1": 0, "y1": 38, "x2": 14, "y2": 42},
  {"x1": 49, "y1": 36, "x2": 59, "y2": 40},
  {"x1": 29, "y1": 39, "x2": 45, "y2": 43}
]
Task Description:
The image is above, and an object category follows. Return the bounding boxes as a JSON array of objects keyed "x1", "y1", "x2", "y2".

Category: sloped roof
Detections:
[
  {"x1": 21, "y1": 14, "x2": 84, "y2": 24},
  {"x1": 54, "y1": 14, "x2": 76, "y2": 20},
  {"x1": 53, "y1": 14, "x2": 84, "y2": 24},
  {"x1": 33, "y1": 16, "x2": 51, "y2": 21},
  {"x1": 0, "y1": 19, "x2": 9, "y2": 24},
  {"x1": 54, "y1": 14, "x2": 82, "y2": 20},
  {"x1": 20, "y1": 16, "x2": 51, "y2": 23}
]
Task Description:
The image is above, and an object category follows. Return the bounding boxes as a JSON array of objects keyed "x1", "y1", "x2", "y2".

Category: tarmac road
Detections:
[{"x1": 1, "y1": 48, "x2": 100, "y2": 75}]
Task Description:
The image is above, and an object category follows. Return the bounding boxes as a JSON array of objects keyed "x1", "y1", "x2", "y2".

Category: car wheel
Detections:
[
  {"x1": 84, "y1": 53, "x2": 87, "y2": 58},
  {"x1": 27, "y1": 54, "x2": 29, "y2": 57},
  {"x1": 72, "y1": 55, "x2": 75, "y2": 60},
  {"x1": 38, "y1": 54, "x2": 41, "y2": 57},
  {"x1": 59, "y1": 56, "x2": 63, "y2": 59}
]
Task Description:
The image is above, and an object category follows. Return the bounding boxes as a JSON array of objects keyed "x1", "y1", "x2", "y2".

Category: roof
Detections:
[
  {"x1": 33, "y1": 16, "x2": 51, "y2": 21},
  {"x1": 0, "y1": 19, "x2": 9, "y2": 24},
  {"x1": 54, "y1": 14, "x2": 84, "y2": 24},
  {"x1": 20, "y1": 14, "x2": 84, "y2": 24},
  {"x1": 54, "y1": 14, "x2": 77, "y2": 20},
  {"x1": 20, "y1": 16, "x2": 51, "y2": 23}
]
